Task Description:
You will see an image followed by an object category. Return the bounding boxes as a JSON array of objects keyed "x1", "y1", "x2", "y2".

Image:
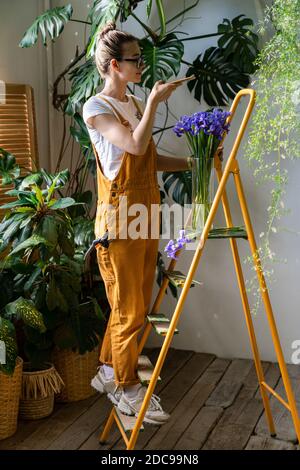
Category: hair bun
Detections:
[{"x1": 99, "y1": 21, "x2": 117, "y2": 39}]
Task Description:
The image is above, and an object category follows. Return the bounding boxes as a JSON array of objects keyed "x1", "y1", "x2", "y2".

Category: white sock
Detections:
[
  {"x1": 124, "y1": 383, "x2": 142, "y2": 399},
  {"x1": 102, "y1": 364, "x2": 114, "y2": 380}
]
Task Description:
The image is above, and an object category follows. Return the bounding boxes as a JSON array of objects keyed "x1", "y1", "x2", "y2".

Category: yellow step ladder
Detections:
[{"x1": 98, "y1": 88, "x2": 300, "y2": 450}]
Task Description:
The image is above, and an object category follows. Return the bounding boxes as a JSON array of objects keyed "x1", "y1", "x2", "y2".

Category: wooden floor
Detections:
[{"x1": 1, "y1": 348, "x2": 299, "y2": 451}]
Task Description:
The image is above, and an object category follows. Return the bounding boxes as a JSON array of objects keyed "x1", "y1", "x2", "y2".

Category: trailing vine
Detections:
[{"x1": 243, "y1": 0, "x2": 300, "y2": 315}]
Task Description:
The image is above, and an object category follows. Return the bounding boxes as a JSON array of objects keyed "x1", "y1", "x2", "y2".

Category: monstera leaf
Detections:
[
  {"x1": 140, "y1": 33, "x2": 184, "y2": 89},
  {"x1": 19, "y1": 4, "x2": 73, "y2": 47},
  {"x1": 217, "y1": 15, "x2": 259, "y2": 74},
  {"x1": 186, "y1": 47, "x2": 249, "y2": 106},
  {"x1": 86, "y1": 0, "x2": 120, "y2": 59},
  {"x1": 86, "y1": 0, "x2": 143, "y2": 57},
  {"x1": 64, "y1": 58, "x2": 102, "y2": 115},
  {"x1": 162, "y1": 170, "x2": 192, "y2": 206}
]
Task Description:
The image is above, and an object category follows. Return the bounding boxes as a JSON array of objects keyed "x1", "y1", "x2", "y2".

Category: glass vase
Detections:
[{"x1": 191, "y1": 156, "x2": 214, "y2": 233}]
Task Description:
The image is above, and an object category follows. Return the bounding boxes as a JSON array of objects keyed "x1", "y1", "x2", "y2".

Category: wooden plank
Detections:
[
  {"x1": 46, "y1": 396, "x2": 110, "y2": 450},
  {"x1": 0, "y1": 395, "x2": 98, "y2": 450},
  {"x1": 134, "y1": 353, "x2": 216, "y2": 451},
  {"x1": 109, "y1": 351, "x2": 214, "y2": 451},
  {"x1": 163, "y1": 270, "x2": 202, "y2": 288},
  {"x1": 203, "y1": 422, "x2": 257, "y2": 450},
  {"x1": 144, "y1": 358, "x2": 229, "y2": 450},
  {"x1": 202, "y1": 367, "x2": 274, "y2": 450},
  {"x1": 245, "y1": 435, "x2": 296, "y2": 450},
  {"x1": 254, "y1": 362, "x2": 281, "y2": 399},
  {"x1": 255, "y1": 364, "x2": 300, "y2": 443},
  {"x1": 174, "y1": 406, "x2": 223, "y2": 450},
  {"x1": 147, "y1": 313, "x2": 170, "y2": 323},
  {"x1": 137, "y1": 355, "x2": 161, "y2": 385},
  {"x1": 205, "y1": 359, "x2": 253, "y2": 408},
  {"x1": 79, "y1": 348, "x2": 193, "y2": 450},
  {"x1": 147, "y1": 313, "x2": 179, "y2": 336},
  {"x1": 115, "y1": 406, "x2": 144, "y2": 432}
]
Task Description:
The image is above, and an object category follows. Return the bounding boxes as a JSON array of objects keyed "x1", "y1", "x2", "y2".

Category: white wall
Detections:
[{"x1": 3, "y1": 1, "x2": 299, "y2": 363}]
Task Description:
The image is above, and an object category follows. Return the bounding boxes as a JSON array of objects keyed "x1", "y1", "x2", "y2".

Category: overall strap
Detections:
[
  {"x1": 92, "y1": 142, "x2": 102, "y2": 171},
  {"x1": 96, "y1": 95, "x2": 127, "y2": 124},
  {"x1": 131, "y1": 95, "x2": 144, "y2": 116}
]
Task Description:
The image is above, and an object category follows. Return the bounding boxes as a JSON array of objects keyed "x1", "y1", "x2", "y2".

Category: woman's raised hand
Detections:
[{"x1": 148, "y1": 79, "x2": 182, "y2": 105}]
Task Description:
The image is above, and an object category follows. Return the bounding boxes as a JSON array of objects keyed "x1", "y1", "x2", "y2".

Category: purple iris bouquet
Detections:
[
  {"x1": 164, "y1": 109, "x2": 231, "y2": 260},
  {"x1": 174, "y1": 108, "x2": 231, "y2": 232}
]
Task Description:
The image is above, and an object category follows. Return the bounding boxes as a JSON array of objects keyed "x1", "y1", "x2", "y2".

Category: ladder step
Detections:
[
  {"x1": 163, "y1": 270, "x2": 202, "y2": 288},
  {"x1": 208, "y1": 226, "x2": 248, "y2": 239},
  {"x1": 185, "y1": 226, "x2": 248, "y2": 240},
  {"x1": 114, "y1": 406, "x2": 144, "y2": 431},
  {"x1": 137, "y1": 355, "x2": 161, "y2": 384},
  {"x1": 147, "y1": 313, "x2": 179, "y2": 336}
]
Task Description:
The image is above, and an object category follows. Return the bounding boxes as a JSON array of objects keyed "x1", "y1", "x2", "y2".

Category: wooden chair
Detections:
[{"x1": 0, "y1": 83, "x2": 39, "y2": 213}]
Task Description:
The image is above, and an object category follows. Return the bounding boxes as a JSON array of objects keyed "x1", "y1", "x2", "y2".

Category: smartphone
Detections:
[{"x1": 168, "y1": 74, "x2": 196, "y2": 85}]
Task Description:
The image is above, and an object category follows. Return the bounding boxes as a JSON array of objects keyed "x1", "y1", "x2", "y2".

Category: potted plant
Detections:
[
  {"x1": 0, "y1": 312, "x2": 23, "y2": 439},
  {"x1": 0, "y1": 151, "x2": 107, "y2": 405}
]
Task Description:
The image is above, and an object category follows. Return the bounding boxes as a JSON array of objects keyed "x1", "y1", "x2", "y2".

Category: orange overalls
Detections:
[{"x1": 92, "y1": 95, "x2": 161, "y2": 387}]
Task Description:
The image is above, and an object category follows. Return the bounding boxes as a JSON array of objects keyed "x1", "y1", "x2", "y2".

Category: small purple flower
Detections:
[{"x1": 164, "y1": 230, "x2": 192, "y2": 259}]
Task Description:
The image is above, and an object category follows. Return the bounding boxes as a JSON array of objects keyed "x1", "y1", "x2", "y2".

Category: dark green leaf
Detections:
[
  {"x1": 186, "y1": 47, "x2": 250, "y2": 106},
  {"x1": 0, "y1": 317, "x2": 18, "y2": 375},
  {"x1": 140, "y1": 33, "x2": 184, "y2": 89},
  {"x1": 19, "y1": 4, "x2": 73, "y2": 47}
]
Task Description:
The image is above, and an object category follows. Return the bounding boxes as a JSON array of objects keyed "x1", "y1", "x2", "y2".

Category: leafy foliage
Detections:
[
  {"x1": 242, "y1": 0, "x2": 300, "y2": 316},
  {"x1": 0, "y1": 317, "x2": 18, "y2": 375},
  {"x1": 19, "y1": 4, "x2": 73, "y2": 47},
  {"x1": 0, "y1": 160, "x2": 107, "y2": 371},
  {"x1": 140, "y1": 33, "x2": 184, "y2": 89}
]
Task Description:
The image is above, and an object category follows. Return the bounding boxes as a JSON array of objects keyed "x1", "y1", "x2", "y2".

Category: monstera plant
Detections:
[
  {"x1": 19, "y1": 0, "x2": 259, "y2": 202},
  {"x1": 18, "y1": 0, "x2": 259, "y2": 298},
  {"x1": 0, "y1": 149, "x2": 106, "y2": 370}
]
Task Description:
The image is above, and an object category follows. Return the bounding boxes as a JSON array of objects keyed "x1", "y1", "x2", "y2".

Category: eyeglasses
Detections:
[{"x1": 117, "y1": 55, "x2": 145, "y2": 69}]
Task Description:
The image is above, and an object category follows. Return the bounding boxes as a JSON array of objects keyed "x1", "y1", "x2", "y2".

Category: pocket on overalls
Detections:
[{"x1": 96, "y1": 245, "x2": 115, "y2": 282}]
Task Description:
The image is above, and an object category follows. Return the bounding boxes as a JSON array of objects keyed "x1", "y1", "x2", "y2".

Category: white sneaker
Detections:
[
  {"x1": 118, "y1": 385, "x2": 170, "y2": 425},
  {"x1": 91, "y1": 366, "x2": 122, "y2": 405}
]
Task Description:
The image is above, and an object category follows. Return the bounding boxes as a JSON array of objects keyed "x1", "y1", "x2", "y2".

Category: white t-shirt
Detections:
[{"x1": 82, "y1": 93, "x2": 145, "y2": 181}]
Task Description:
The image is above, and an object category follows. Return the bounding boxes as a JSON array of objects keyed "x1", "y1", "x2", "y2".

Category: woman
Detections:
[{"x1": 83, "y1": 22, "x2": 191, "y2": 425}]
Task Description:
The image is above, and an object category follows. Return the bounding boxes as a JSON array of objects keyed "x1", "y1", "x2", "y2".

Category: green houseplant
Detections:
[
  {"x1": 241, "y1": 0, "x2": 300, "y2": 315},
  {"x1": 0, "y1": 149, "x2": 106, "y2": 397},
  {"x1": 0, "y1": 313, "x2": 23, "y2": 439}
]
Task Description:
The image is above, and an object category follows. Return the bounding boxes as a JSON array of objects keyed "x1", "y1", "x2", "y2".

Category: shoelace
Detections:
[
  {"x1": 113, "y1": 385, "x2": 123, "y2": 399},
  {"x1": 147, "y1": 394, "x2": 164, "y2": 412}
]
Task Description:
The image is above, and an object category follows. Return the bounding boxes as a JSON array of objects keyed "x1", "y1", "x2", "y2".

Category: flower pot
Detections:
[
  {"x1": 191, "y1": 156, "x2": 214, "y2": 233},
  {"x1": 0, "y1": 357, "x2": 23, "y2": 440},
  {"x1": 19, "y1": 362, "x2": 64, "y2": 420},
  {"x1": 52, "y1": 345, "x2": 100, "y2": 402}
]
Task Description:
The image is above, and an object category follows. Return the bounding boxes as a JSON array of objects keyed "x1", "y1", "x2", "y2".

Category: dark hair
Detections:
[{"x1": 95, "y1": 21, "x2": 138, "y2": 78}]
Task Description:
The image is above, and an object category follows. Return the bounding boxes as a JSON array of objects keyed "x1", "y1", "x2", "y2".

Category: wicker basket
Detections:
[
  {"x1": 19, "y1": 362, "x2": 64, "y2": 420},
  {"x1": 53, "y1": 346, "x2": 100, "y2": 402},
  {"x1": 19, "y1": 394, "x2": 54, "y2": 420},
  {"x1": 0, "y1": 357, "x2": 23, "y2": 440}
]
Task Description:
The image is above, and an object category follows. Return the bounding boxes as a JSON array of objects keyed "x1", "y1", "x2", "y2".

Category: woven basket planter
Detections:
[
  {"x1": 0, "y1": 357, "x2": 23, "y2": 440},
  {"x1": 53, "y1": 346, "x2": 100, "y2": 402},
  {"x1": 19, "y1": 362, "x2": 64, "y2": 420}
]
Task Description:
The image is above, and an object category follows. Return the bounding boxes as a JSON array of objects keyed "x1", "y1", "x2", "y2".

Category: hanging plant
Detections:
[{"x1": 242, "y1": 0, "x2": 300, "y2": 315}]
